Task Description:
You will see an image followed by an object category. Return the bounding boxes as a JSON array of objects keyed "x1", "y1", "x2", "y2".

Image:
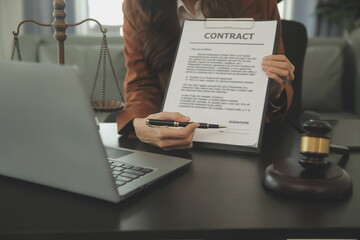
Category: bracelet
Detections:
[
  {"x1": 269, "y1": 100, "x2": 285, "y2": 113},
  {"x1": 269, "y1": 91, "x2": 286, "y2": 113}
]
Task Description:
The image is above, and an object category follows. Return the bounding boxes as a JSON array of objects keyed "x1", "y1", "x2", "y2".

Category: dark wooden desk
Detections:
[{"x1": 1, "y1": 122, "x2": 359, "y2": 240}]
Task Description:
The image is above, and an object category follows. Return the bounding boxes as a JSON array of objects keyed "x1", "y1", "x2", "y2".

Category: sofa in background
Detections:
[
  {"x1": 350, "y1": 28, "x2": 360, "y2": 116},
  {"x1": 302, "y1": 31, "x2": 360, "y2": 119},
  {"x1": 13, "y1": 32, "x2": 360, "y2": 122}
]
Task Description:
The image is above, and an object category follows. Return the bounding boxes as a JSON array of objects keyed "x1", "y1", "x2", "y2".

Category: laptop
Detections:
[{"x1": 0, "y1": 61, "x2": 191, "y2": 203}]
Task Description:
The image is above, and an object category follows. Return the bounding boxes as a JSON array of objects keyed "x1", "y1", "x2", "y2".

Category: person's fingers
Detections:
[
  {"x1": 153, "y1": 122, "x2": 198, "y2": 149},
  {"x1": 156, "y1": 122, "x2": 199, "y2": 140},
  {"x1": 262, "y1": 60, "x2": 289, "y2": 73},
  {"x1": 136, "y1": 113, "x2": 200, "y2": 150},
  {"x1": 137, "y1": 120, "x2": 198, "y2": 150},
  {"x1": 262, "y1": 55, "x2": 295, "y2": 81},
  {"x1": 265, "y1": 71, "x2": 285, "y2": 86},
  {"x1": 263, "y1": 64, "x2": 289, "y2": 82},
  {"x1": 163, "y1": 142, "x2": 194, "y2": 151},
  {"x1": 148, "y1": 112, "x2": 190, "y2": 122},
  {"x1": 262, "y1": 58, "x2": 291, "y2": 74},
  {"x1": 263, "y1": 54, "x2": 290, "y2": 63}
]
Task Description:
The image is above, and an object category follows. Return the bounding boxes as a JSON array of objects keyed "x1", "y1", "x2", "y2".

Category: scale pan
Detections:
[{"x1": 91, "y1": 100, "x2": 124, "y2": 112}]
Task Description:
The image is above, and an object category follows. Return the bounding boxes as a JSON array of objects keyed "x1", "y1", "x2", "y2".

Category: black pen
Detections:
[{"x1": 146, "y1": 119, "x2": 227, "y2": 129}]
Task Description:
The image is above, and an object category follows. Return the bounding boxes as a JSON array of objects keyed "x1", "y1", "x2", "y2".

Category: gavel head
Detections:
[{"x1": 300, "y1": 120, "x2": 332, "y2": 170}]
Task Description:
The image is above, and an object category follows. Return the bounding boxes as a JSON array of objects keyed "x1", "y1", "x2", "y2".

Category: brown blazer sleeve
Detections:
[{"x1": 116, "y1": 0, "x2": 164, "y2": 135}]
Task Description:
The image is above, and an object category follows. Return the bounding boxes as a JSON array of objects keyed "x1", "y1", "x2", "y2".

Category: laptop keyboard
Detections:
[{"x1": 108, "y1": 160, "x2": 153, "y2": 188}]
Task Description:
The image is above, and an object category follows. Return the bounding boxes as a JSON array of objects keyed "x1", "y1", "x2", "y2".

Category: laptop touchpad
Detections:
[{"x1": 105, "y1": 147, "x2": 133, "y2": 159}]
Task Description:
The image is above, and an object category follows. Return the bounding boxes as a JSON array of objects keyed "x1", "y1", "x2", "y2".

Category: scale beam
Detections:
[{"x1": 12, "y1": 0, "x2": 108, "y2": 65}]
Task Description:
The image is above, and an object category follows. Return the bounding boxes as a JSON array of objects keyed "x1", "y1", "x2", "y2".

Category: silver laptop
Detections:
[{"x1": 0, "y1": 61, "x2": 191, "y2": 203}]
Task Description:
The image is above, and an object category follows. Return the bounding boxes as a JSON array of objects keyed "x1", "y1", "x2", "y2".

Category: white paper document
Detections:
[{"x1": 162, "y1": 19, "x2": 279, "y2": 151}]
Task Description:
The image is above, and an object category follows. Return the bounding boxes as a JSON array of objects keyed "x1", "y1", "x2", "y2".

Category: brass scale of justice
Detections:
[{"x1": 11, "y1": 0, "x2": 124, "y2": 112}]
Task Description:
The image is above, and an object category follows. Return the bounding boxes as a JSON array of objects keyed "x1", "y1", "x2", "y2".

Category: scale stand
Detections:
[
  {"x1": 264, "y1": 120, "x2": 353, "y2": 199},
  {"x1": 10, "y1": 0, "x2": 124, "y2": 113}
]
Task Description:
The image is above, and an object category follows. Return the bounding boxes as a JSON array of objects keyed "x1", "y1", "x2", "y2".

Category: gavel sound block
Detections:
[{"x1": 263, "y1": 120, "x2": 353, "y2": 199}]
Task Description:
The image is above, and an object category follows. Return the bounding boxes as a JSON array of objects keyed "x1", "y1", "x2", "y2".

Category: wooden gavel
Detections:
[{"x1": 299, "y1": 120, "x2": 332, "y2": 170}]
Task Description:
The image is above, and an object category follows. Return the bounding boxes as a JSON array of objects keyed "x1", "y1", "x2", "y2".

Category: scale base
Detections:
[{"x1": 264, "y1": 158, "x2": 352, "y2": 199}]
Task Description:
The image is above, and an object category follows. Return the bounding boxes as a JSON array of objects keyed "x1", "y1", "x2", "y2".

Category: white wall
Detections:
[
  {"x1": 0, "y1": 0, "x2": 24, "y2": 60},
  {"x1": 283, "y1": 0, "x2": 318, "y2": 37},
  {"x1": 281, "y1": 0, "x2": 295, "y2": 20}
]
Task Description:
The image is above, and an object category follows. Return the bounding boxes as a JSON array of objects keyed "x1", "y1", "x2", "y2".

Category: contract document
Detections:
[{"x1": 162, "y1": 19, "x2": 279, "y2": 152}]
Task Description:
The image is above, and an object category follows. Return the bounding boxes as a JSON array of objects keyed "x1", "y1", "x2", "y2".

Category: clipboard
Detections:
[
  {"x1": 162, "y1": 18, "x2": 280, "y2": 153},
  {"x1": 204, "y1": 18, "x2": 255, "y2": 29}
]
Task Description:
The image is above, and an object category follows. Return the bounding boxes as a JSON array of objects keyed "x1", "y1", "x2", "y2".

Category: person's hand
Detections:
[
  {"x1": 262, "y1": 55, "x2": 295, "y2": 99},
  {"x1": 133, "y1": 112, "x2": 199, "y2": 151}
]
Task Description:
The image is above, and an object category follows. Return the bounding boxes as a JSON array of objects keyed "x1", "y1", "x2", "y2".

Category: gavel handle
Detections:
[{"x1": 330, "y1": 144, "x2": 350, "y2": 155}]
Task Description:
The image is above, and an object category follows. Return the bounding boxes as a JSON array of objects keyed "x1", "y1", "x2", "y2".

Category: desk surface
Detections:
[{"x1": 1, "y1": 122, "x2": 359, "y2": 240}]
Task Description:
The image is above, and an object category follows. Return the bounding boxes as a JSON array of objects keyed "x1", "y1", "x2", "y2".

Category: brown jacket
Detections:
[{"x1": 117, "y1": 0, "x2": 293, "y2": 135}]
